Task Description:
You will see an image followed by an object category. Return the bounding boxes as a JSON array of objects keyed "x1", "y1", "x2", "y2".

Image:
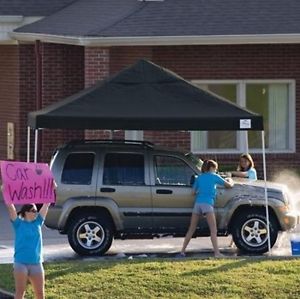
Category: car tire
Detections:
[
  {"x1": 231, "y1": 210, "x2": 278, "y2": 254},
  {"x1": 67, "y1": 213, "x2": 114, "y2": 256}
]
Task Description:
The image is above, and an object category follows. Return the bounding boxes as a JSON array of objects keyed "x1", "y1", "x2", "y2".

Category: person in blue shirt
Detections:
[
  {"x1": 180, "y1": 160, "x2": 234, "y2": 257},
  {"x1": 230, "y1": 153, "x2": 257, "y2": 180},
  {"x1": 227, "y1": 154, "x2": 257, "y2": 248},
  {"x1": 6, "y1": 202, "x2": 50, "y2": 299}
]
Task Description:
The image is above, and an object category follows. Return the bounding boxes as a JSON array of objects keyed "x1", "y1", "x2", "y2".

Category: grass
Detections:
[{"x1": 1, "y1": 257, "x2": 300, "y2": 299}]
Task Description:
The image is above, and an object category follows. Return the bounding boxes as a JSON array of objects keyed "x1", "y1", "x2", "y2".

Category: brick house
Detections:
[{"x1": 1, "y1": 0, "x2": 300, "y2": 177}]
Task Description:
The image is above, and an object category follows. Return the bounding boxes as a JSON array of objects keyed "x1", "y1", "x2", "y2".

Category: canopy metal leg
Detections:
[
  {"x1": 262, "y1": 130, "x2": 271, "y2": 254},
  {"x1": 34, "y1": 129, "x2": 39, "y2": 163},
  {"x1": 245, "y1": 131, "x2": 249, "y2": 154},
  {"x1": 27, "y1": 126, "x2": 31, "y2": 162}
]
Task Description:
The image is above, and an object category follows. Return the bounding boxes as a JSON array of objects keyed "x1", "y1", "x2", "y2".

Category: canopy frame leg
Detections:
[
  {"x1": 27, "y1": 126, "x2": 31, "y2": 162},
  {"x1": 262, "y1": 130, "x2": 271, "y2": 254},
  {"x1": 34, "y1": 129, "x2": 39, "y2": 163}
]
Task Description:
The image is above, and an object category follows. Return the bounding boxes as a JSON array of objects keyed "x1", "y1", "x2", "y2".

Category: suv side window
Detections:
[
  {"x1": 155, "y1": 155, "x2": 195, "y2": 186},
  {"x1": 61, "y1": 153, "x2": 95, "y2": 185},
  {"x1": 103, "y1": 153, "x2": 145, "y2": 186}
]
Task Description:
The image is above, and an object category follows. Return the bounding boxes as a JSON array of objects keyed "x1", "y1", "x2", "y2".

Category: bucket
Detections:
[{"x1": 290, "y1": 235, "x2": 300, "y2": 256}]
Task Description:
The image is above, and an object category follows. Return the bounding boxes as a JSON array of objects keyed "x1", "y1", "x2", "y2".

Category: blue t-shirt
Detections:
[
  {"x1": 193, "y1": 172, "x2": 226, "y2": 205},
  {"x1": 12, "y1": 214, "x2": 44, "y2": 264},
  {"x1": 247, "y1": 168, "x2": 257, "y2": 180}
]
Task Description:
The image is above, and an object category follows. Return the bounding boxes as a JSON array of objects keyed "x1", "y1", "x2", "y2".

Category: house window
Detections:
[
  {"x1": 193, "y1": 84, "x2": 237, "y2": 150},
  {"x1": 246, "y1": 84, "x2": 289, "y2": 150},
  {"x1": 191, "y1": 80, "x2": 295, "y2": 153},
  {"x1": 125, "y1": 130, "x2": 144, "y2": 141}
]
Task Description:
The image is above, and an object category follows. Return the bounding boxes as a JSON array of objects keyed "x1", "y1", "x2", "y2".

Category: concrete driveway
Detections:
[{"x1": 0, "y1": 199, "x2": 297, "y2": 264}]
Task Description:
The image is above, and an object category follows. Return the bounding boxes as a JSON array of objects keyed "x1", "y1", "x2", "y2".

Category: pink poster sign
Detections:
[{"x1": 0, "y1": 161, "x2": 56, "y2": 205}]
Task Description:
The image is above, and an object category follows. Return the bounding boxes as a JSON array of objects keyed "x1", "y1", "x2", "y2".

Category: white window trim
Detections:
[
  {"x1": 191, "y1": 79, "x2": 296, "y2": 154},
  {"x1": 125, "y1": 130, "x2": 144, "y2": 141}
]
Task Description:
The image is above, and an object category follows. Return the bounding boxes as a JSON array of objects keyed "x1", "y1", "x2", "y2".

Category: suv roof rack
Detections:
[{"x1": 66, "y1": 139, "x2": 154, "y2": 148}]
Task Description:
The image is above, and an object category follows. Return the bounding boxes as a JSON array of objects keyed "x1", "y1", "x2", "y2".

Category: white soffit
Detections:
[
  {"x1": 9, "y1": 32, "x2": 300, "y2": 46},
  {"x1": 0, "y1": 16, "x2": 42, "y2": 44}
]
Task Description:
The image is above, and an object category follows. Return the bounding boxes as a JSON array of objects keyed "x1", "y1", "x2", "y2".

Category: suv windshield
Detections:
[{"x1": 185, "y1": 152, "x2": 203, "y2": 171}]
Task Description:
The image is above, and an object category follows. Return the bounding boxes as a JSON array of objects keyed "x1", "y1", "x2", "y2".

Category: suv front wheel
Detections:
[
  {"x1": 231, "y1": 210, "x2": 278, "y2": 254},
  {"x1": 67, "y1": 213, "x2": 114, "y2": 256}
]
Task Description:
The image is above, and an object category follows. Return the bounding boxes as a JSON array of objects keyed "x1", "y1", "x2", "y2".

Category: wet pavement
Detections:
[
  {"x1": 0, "y1": 232, "x2": 297, "y2": 265},
  {"x1": 0, "y1": 200, "x2": 299, "y2": 264}
]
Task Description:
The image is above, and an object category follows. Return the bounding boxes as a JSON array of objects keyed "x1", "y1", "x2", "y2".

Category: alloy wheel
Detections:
[
  {"x1": 77, "y1": 221, "x2": 105, "y2": 249},
  {"x1": 241, "y1": 218, "x2": 268, "y2": 247}
]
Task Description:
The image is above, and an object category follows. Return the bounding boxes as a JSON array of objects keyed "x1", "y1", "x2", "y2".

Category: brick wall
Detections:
[
  {"x1": 109, "y1": 46, "x2": 153, "y2": 76},
  {"x1": 0, "y1": 43, "x2": 86, "y2": 163},
  {"x1": 84, "y1": 47, "x2": 111, "y2": 139},
  {"x1": 19, "y1": 45, "x2": 36, "y2": 162},
  {"x1": 0, "y1": 46, "x2": 20, "y2": 161},
  {"x1": 39, "y1": 43, "x2": 85, "y2": 161},
  {"x1": 85, "y1": 47, "x2": 110, "y2": 88},
  {"x1": 1, "y1": 43, "x2": 298, "y2": 176},
  {"x1": 84, "y1": 46, "x2": 154, "y2": 140}
]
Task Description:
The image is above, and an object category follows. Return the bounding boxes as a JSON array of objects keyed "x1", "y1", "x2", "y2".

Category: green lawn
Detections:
[{"x1": 1, "y1": 257, "x2": 300, "y2": 299}]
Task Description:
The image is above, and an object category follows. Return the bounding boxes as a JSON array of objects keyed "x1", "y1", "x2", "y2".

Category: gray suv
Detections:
[{"x1": 46, "y1": 140, "x2": 299, "y2": 255}]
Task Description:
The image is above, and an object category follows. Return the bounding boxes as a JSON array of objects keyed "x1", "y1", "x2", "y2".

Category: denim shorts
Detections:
[
  {"x1": 14, "y1": 262, "x2": 44, "y2": 276},
  {"x1": 192, "y1": 203, "x2": 214, "y2": 215}
]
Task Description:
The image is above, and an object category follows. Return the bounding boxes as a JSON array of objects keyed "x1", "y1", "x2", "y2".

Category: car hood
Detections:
[{"x1": 232, "y1": 178, "x2": 288, "y2": 194}]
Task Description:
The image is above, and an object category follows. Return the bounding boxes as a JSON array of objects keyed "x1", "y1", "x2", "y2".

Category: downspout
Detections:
[{"x1": 35, "y1": 40, "x2": 42, "y2": 161}]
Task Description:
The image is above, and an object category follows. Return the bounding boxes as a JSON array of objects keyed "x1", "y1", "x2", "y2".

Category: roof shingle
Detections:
[
  {"x1": 0, "y1": 0, "x2": 77, "y2": 17},
  {"x1": 13, "y1": 0, "x2": 300, "y2": 37}
]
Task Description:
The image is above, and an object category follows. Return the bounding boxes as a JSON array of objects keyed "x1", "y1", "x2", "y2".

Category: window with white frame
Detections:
[
  {"x1": 125, "y1": 130, "x2": 144, "y2": 141},
  {"x1": 191, "y1": 80, "x2": 295, "y2": 153}
]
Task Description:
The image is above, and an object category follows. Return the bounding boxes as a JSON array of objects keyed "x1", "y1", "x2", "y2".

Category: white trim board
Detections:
[
  {"x1": 0, "y1": 16, "x2": 42, "y2": 43},
  {"x1": 9, "y1": 32, "x2": 300, "y2": 47}
]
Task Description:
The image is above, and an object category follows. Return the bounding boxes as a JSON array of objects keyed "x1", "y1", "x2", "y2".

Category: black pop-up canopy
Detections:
[
  {"x1": 28, "y1": 59, "x2": 263, "y2": 131},
  {"x1": 27, "y1": 59, "x2": 272, "y2": 253}
]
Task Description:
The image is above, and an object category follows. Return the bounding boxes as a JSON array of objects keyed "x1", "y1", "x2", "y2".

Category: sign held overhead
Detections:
[{"x1": 0, "y1": 161, "x2": 56, "y2": 205}]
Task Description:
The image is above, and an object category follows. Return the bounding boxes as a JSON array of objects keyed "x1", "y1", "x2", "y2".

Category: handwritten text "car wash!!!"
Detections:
[{"x1": 0, "y1": 161, "x2": 56, "y2": 204}]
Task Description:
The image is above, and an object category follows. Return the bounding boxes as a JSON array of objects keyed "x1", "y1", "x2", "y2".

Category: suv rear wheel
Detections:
[
  {"x1": 67, "y1": 213, "x2": 114, "y2": 256},
  {"x1": 231, "y1": 210, "x2": 278, "y2": 254}
]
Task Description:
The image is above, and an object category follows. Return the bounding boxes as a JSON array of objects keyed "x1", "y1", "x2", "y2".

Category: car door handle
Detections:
[
  {"x1": 156, "y1": 189, "x2": 173, "y2": 194},
  {"x1": 100, "y1": 187, "x2": 116, "y2": 193}
]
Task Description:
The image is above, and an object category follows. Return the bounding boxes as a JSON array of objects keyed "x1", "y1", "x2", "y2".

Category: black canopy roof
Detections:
[{"x1": 28, "y1": 60, "x2": 263, "y2": 131}]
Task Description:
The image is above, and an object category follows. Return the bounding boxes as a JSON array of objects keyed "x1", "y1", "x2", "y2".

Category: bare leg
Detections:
[
  {"x1": 14, "y1": 271, "x2": 28, "y2": 299},
  {"x1": 29, "y1": 271, "x2": 45, "y2": 299},
  {"x1": 206, "y1": 212, "x2": 223, "y2": 257},
  {"x1": 181, "y1": 213, "x2": 200, "y2": 254}
]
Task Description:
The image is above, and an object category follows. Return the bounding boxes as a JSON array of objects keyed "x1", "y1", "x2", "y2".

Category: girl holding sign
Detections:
[
  {"x1": 0, "y1": 161, "x2": 56, "y2": 298},
  {"x1": 5, "y1": 201, "x2": 50, "y2": 299}
]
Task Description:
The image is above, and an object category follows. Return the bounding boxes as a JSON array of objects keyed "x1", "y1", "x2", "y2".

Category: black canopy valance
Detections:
[{"x1": 28, "y1": 59, "x2": 263, "y2": 131}]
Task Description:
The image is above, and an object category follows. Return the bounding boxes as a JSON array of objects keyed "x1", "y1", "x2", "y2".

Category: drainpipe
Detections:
[{"x1": 35, "y1": 40, "x2": 42, "y2": 161}]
